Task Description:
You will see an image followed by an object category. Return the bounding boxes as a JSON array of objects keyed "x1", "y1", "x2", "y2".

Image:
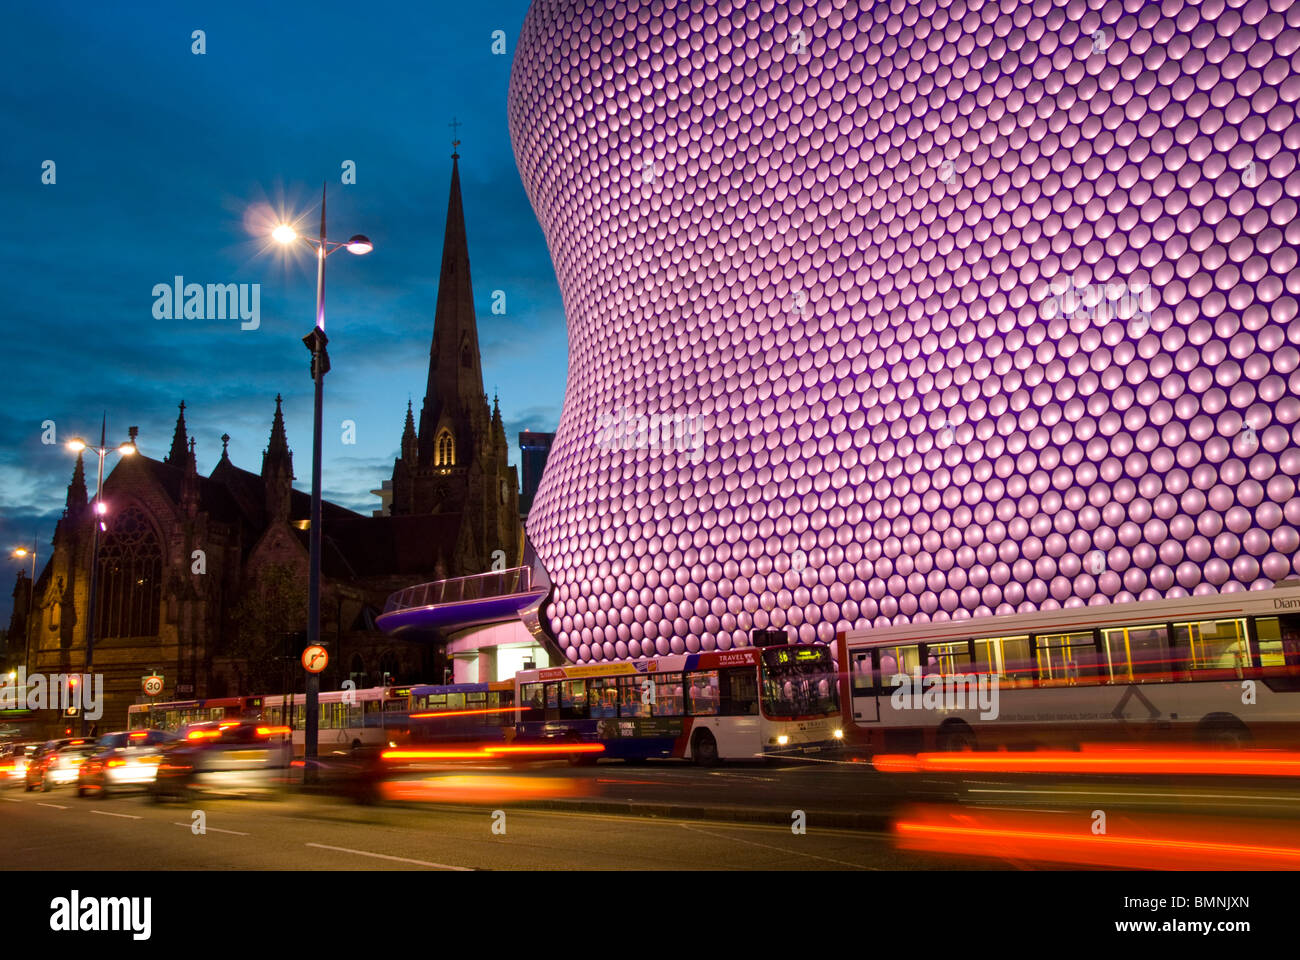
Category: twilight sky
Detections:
[{"x1": 0, "y1": 0, "x2": 569, "y2": 624}]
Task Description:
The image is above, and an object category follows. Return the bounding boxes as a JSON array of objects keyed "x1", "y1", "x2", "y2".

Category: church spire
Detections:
[
  {"x1": 417, "y1": 153, "x2": 485, "y2": 464},
  {"x1": 166, "y1": 401, "x2": 188, "y2": 465},
  {"x1": 262, "y1": 395, "x2": 292, "y2": 476},
  {"x1": 401, "y1": 399, "x2": 417, "y2": 461},
  {"x1": 261, "y1": 395, "x2": 293, "y2": 522},
  {"x1": 65, "y1": 451, "x2": 87, "y2": 514}
]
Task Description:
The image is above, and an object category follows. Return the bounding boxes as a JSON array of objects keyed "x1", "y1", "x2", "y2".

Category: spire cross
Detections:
[{"x1": 449, "y1": 117, "x2": 463, "y2": 157}]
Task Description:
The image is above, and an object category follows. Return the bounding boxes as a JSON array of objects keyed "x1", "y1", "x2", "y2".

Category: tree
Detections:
[{"x1": 228, "y1": 563, "x2": 307, "y2": 695}]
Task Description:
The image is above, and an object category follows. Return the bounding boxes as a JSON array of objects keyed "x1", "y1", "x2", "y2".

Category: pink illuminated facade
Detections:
[{"x1": 508, "y1": 0, "x2": 1300, "y2": 664}]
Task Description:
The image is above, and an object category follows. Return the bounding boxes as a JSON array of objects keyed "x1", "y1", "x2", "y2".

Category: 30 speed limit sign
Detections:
[{"x1": 142, "y1": 674, "x2": 164, "y2": 697}]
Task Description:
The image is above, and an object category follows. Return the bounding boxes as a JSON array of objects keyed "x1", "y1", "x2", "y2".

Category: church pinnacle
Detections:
[{"x1": 166, "y1": 401, "x2": 188, "y2": 466}]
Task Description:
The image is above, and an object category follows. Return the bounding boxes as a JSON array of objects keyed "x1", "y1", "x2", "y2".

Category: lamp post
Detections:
[
  {"x1": 10, "y1": 542, "x2": 36, "y2": 686},
  {"x1": 67, "y1": 419, "x2": 136, "y2": 735},
  {"x1": 272, "y1": 185, "x2": 372, "y2": 767}
]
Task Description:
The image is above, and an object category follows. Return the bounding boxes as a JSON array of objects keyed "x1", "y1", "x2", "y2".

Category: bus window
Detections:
[
  {"x1": 719, "y1": 667, "x2": 758, "y2": 715},
  {"x1": 1036, "y1": 631, "x2": 1098, "y2": 685},
  {"x1": 924, "y1": 641, "x2": 973, "y2": 676},
  {"x1": 1175, "y1": 618, "x2": 1249, "y2": 671},
  {"x1": 560, "y1": 680, "x2": 588, "y2": 720},
  {"x1": 1100, "y1": 624, "x2": 1170, "y2": 682},
  {"x1": 972, "y1": 635, "x2": 1032, "y2": 686},
  {"x1": 521, "y1": 683, "x2": 545, "y2": 715},
  {"x1": 850, "y1": 652, "x2": 874, "y2": 694},
  {"x1": 686, "y1": 671, "x2": 720, "y2": 715},
  {"x1": 589, "y1": 678, "x2": 618, "y2": 718},
  {"x1": 617, "y1": 676, "x2": 650, "y2": 718},
  {"x1": 652, "y1": 673, "x2": 684, "y2": 716},
  {"x1": 876, "y1": 644, "x2": 921, "y2": 685},
  {"x1": 1254, "y1": 616, "x2": 1300, "y2": 668}
]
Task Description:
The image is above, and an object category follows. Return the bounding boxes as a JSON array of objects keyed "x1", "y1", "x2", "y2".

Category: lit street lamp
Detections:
[
  {"x1": 9, "y1": 542, "x2": 36, "y2": 687},
  {"x1": 67, "y1": 419, "x2": 136, "y2": 735},
  {"x1": 272, "y1": 184, "x2": 372, "y2": 767}
]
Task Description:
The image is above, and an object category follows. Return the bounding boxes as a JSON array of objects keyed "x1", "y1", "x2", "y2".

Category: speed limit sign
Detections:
[{"x1": 142, "y1": 674, "x2": 164, "y2": 697}]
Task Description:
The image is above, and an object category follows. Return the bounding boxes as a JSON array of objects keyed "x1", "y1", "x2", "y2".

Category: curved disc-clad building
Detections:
[{"x1": 508, "y1": 0, "x2": 1300, "y2": 665}]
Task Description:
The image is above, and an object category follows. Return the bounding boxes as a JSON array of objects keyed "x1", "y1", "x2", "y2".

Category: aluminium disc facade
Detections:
[{"x1": 508, "y1": 0, "x2": 1300, "y2": 664}]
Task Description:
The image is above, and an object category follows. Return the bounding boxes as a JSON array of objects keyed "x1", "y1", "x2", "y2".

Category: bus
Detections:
[
  {"x1": 127, "y1": 697, "x2": 263, "y2": 733},
  {"x1": 514, "y1": 644, "x2": 843, "y2": 764},
  {"x1": 836, "y1": 584, "x2": 1300, "y2": 754},
  {"x1": 262, "y1": 686, "x2": 409, "y2": 756},
  {"x1": 406, "y1": 680, "x2": 516, "y2": 745}
]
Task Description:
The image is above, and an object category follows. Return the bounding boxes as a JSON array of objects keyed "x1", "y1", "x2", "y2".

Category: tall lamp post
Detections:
[
  {"x1": 68, "y1": 420, "x2": 136, "y2": 734},
  {"x1": 10, "y1": 541, "x2": 36, "y2": 684},
  {"x1": 272, "y1": 185, "x2": 372, "y2": 766}
]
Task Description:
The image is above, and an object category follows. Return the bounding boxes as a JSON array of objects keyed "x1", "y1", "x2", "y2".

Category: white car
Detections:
[{"x1": 77, "y1": 730, "x2": 177, "y2": 797}]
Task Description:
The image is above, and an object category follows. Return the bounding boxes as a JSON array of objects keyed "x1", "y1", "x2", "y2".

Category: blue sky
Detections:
[{"x1": 0, "y1": 0, "x2": 569, "y2": 624}]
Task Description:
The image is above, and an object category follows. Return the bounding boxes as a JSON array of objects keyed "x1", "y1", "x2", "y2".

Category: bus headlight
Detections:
[
  {"x1": 833, "y1": 729, "x2": 843, "y2": 739},
  {"x1": 776, "y1": 735, "x2": 789, "y2": 746}
]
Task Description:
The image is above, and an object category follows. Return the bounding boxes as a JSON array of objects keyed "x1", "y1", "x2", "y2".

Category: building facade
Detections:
[{"x1": 509, "y1": 0, "x2": 1300, "y2": 664}]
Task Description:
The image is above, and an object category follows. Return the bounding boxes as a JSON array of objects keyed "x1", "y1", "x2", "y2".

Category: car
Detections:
[
  {"x1": 77, "y1": 730, "x2": 178, "y2": 797},
  {"x1": 150, "y1": 720, "x2": 292, "y2": 801},
  {"x1": 25, "y1": 739, "x2": 99, "y2": 792},
  {"x1": 0, "y1": 742, "x2": 39, "y2": 787}
]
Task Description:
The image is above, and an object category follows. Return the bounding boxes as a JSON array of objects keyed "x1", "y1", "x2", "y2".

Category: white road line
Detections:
[
  {"x1": 2, "y1": 797, "x2": 23, "y2": 803},
  {"x1": 305, "y1": 842, "x2": 470, "y2": 870},
  {"x1": 35, "y1": 802, "x2": 67, "y2": 809},
  {"x1": 171, "y1": 823, "x2": 250, "y2": 836},
  {"x1": 678, "y1": 822, "x2": 876, "y2": 870},
  {"x1": 91, "y1": 810, "x2": 142, "y2": 819}
]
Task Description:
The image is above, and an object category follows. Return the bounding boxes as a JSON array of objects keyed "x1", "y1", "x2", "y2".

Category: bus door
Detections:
[{"x1": 848, "y1": 649, "x2": 879, "y2": 723}]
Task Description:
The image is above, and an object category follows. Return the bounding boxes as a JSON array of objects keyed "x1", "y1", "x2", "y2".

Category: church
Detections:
[{"x1": 7, "y1": 156, "x2": 522, "y2": 731}]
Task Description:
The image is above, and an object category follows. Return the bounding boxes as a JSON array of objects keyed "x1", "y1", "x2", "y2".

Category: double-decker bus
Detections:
[
  {"x1": 127, "y1": 696, "x2": 263, "y2": 733},
  {"x1": 262, "y1": 686, "x2": 409, "y2": 756},
  {"x1": 406, "y1": 680, "x2": 516, "y2": 745},
  {"x1": 837, "y1": 584, "x2": 1300, "y2": 754},
  {"x1": 514, "y1": 644, "x2": 842, "y2": 764}
]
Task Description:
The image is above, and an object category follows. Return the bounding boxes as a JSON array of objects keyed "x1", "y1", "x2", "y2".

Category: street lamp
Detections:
[
  {"x1": 67, "y1": 418, "x2": 136, "y2": 735},
  {"x1": 272, "y1": 184, "x2": 371, "y2": 767},
  {"x1": 9, "y1": 543, "x2": 36, "y2": 689}
]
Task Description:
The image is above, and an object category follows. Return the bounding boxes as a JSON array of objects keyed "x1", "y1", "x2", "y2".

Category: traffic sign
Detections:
[
  {"x1": 142, "y1": 674, "x2": 164, "y2": 697},
  {"x1": 302, "y1": 645, "x2": 329, "y2": 673}
]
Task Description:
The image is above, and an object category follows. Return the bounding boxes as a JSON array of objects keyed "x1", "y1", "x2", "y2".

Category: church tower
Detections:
[
  {"x1": 388, "y1": 150, "x2": 520, "y2": 573},
  {"x1": 262, "y1": 394, "x2": 294, "y2": 523}
]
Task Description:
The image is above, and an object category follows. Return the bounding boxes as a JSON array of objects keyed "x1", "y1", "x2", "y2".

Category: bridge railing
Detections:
[{"x1": 383, "y1": 565, "x2": 535, "y2": 613}]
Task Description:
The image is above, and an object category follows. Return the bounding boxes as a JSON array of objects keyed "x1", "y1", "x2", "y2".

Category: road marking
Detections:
[
  {"x1": 305, "y1": 842, "x2": 471, "y2": 870},
  {"x1": 35, "y1": 802, "x2": 67, "y2": 809},
  {"x1": 678, "y1": 822, "x2": 876, "y2": 869},
  {"x1": 172, "y1": 823, "x2": 249, "y2": 836},
  {"x1": 2, "y1": 797, "x2": 23, "y2": 803},
  {"x1": 91, "y1": 810, "x2": 142, "y2": 819}
]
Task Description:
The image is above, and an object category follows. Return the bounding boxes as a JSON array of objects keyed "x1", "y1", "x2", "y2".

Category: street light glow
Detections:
[
  {"x1": 67, "y1": 438, "x2": 86, "y2": 452},
  {"x1": 346, "y1": 234, "x2": 374, "y2": 255},
  {"x1": 272, "y1": 224, "x2": 298, "y2": 244},
  {"x1": 13, "y1": 548, "x2": 28, "y2": 558},
  {"x1": 118, "y1": 441, "x2": 136, "y2": 455}
]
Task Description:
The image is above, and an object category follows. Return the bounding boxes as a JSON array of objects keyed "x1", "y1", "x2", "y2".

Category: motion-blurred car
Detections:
[
  {"x1": 150, "y1": 720, "x2": 291, "y2": 800},
  {"x1": 77, "y1": 729, "x2": 177, "y2": 797},
  {"x1": 0, "y1": 742, "x2": 38, "y2": 787},
  {"x1": 25, "y1": 739, "x2": 99, "y2": 791}
]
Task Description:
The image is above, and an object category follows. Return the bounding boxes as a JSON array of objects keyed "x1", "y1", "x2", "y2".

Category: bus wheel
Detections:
[
  {"x1": 566, "y1": 735, "x2": 597, "y2": 767},
  {"x1": 1199, "y1": 716, "x2": 1252, "y2": 749},
  {"x1": 692, "y1": 730, "x2": 720, "y2": 767},
  {"x1": 937, "y1": 723, "x2": 976, "y2": 752}
]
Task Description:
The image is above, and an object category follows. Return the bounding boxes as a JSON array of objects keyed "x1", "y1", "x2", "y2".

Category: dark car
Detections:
[
  {"x1": 25, "y1": 739, "x2": 99, "y2": 791},
  {"x1": 77, "y1": 729, "x2": 178, "y2": 797},
  {"x1": 150, "y1": 720, "x2": 292, "y2": 801}
]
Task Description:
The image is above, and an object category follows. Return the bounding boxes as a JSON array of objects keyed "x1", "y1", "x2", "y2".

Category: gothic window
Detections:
[
  {"x1": 436, "y1": 429, "x2": 456, "y2": 467},
  {"x1": 95, "y1": 505, "x2": 163, "y2": 639}
]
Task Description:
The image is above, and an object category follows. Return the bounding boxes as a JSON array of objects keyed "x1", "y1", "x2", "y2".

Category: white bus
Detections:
[
  {"x1": 836, "y1": 585, "x2": 1300, "y2": 753},
  {"x1": 261, "y1": 686, "x2": 409, "y2": 756},
  {"x1": 514, "y1": 644, "x2": 842, "y2": 764}
]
